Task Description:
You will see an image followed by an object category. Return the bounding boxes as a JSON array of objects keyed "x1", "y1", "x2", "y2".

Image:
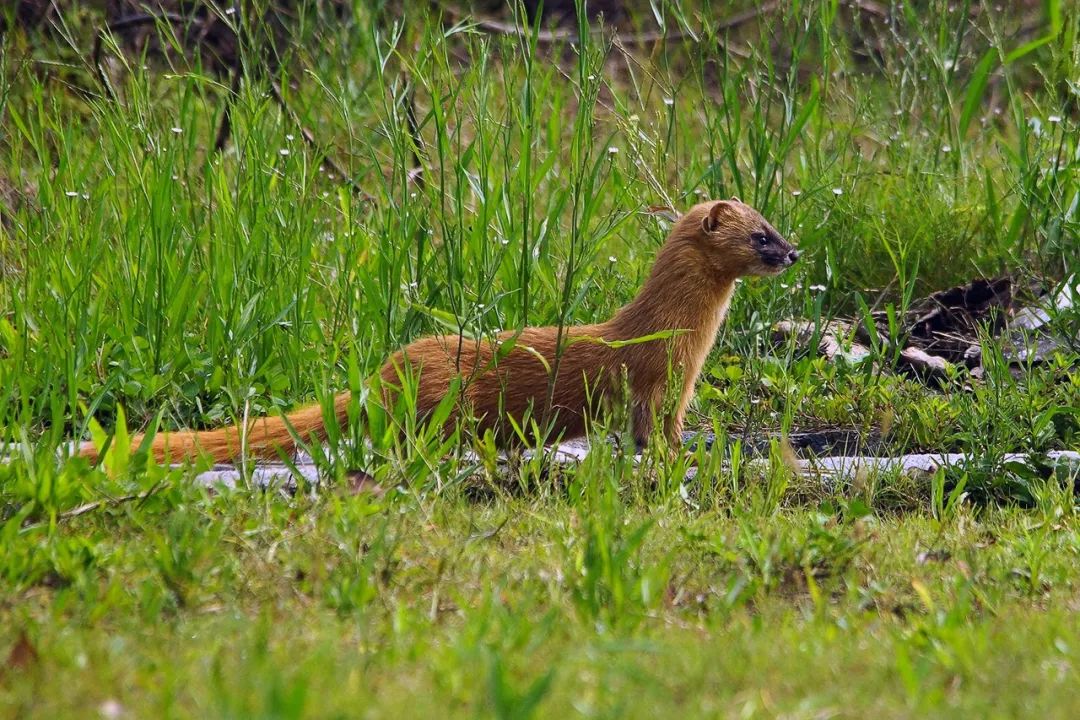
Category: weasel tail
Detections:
[
  {"x1": 80, "y1": 392, "x2": 353, "y2": 465},
  {"x1": 79, "y1": 199, "x2": 798, "y2": 466}
]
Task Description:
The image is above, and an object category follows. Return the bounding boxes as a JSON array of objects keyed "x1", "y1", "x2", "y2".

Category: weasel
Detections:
[{"x1": 80, "y1": 199, "x2": 798, "y2": 464}]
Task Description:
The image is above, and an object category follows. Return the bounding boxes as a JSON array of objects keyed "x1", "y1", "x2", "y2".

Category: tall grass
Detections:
[
  {"x1": 0, "y1": 0, "x2": 1075, "y2": 520},
  {"x1": 0, "y1": 2, "x2": 1078, "y2": 707}
]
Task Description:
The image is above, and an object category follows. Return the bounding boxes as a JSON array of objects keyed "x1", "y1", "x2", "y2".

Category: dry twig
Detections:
[{"x1": 445, "y1": 1, "x2": 779, "y2": 51}]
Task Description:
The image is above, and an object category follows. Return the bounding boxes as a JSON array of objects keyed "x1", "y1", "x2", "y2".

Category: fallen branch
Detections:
[
  {"x1": 445, "y1": 2, "x2": 779, "y2": 49},
  {"x1": 17, "y1": 440, "x2": 1080, "y2": 500},
  {"x1": 773, "y1": 319, "x2": 872, "y2": 364},
  {"x1": 898, "y1": 346, "x2": 952, "y2": 380},
  {"x1": 183, "y1": 444, "x2": 1080, "y2": 492},
  {"x1": 19, "y1": 485, "x2": 165, "y2": 531},
  {"x1": 195, "y1": 462, "x2": 320, "y2": 490},
  {"x1": 57, "y1": 492, "x2": 144, "y2": 520},
  {"x1": 785, "y1": 451, "x2": 1080, "y2": 482}
]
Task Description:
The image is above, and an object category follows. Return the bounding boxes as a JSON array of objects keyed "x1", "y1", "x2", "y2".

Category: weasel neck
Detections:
[{"x1": 606, "y1": 239, "x2": 737, "y2": 344}]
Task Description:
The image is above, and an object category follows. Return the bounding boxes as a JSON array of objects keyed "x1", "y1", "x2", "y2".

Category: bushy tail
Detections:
[{"x1": 80, "y1": 392, "x2": 353, "y2": 465}]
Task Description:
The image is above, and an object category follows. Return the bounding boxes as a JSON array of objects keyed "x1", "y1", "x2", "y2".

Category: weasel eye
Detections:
[{"x1": 752, "y1": 232, "x2": 768, "y2": 246}]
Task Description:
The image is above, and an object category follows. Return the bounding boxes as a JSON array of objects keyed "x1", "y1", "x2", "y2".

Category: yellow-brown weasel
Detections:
[{"x1": 80, "y1": 199, "x2": 798, "y2": 464}]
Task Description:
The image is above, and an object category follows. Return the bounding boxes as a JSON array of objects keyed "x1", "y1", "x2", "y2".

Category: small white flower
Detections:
[
  {"x1": 832, "y1": 187, "x2": 843, "y2": 196},
  {"x1": 663, "y1": 97, "x2": 674, "y2": 106},
  {"x1": 279, "y1": 148, "x2": 290, "y2": 156},
  {"x1": 286, "y1": 133, "x2": 295, "y2": 141},
  {"x1": 171, "y1": 127, "x2": 183, "y2": 134},
  {"x1": 1048, "y1": 115, "x2": 1062, "y2": 123},
  {"x1": 942, "y1": 145, "x2": 951, "y2": 153},
  {"x1": 81, "y1": 193, "x2": 89, "y2": 200},
  {"x1": 607, "y1": 146, "x2": 619, "y2": 155},
  {"x1": 65, "y1": 191, "x2": 78, "y2": 197},
  {"x1": 791, "y1": 190, "x2": 802, "y2": 197},
  {"x1": 608, "y1": 255, "x2": 617, "y2": 263},
  {"x1": 225, "y1": 6, "x2": 236, "y2": 14},
  {"x1": 809, "y1": 284, "x2": 827, "y2": 292},
  {"x1": 99, "y1": 699, "x2": 124, "y2": 719}
]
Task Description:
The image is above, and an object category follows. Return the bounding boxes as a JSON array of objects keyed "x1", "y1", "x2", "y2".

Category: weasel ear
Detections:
[
  {"x1": 730, "y1": 195, "x2": 742, "y2": 203},
  {"x1": 702, "y1": 200, "x2": 734, "y2": 233}
]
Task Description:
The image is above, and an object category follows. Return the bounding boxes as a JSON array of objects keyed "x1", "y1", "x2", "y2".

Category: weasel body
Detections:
[{"x1": 80, "y1": 199, "x2": 797, "y2": 464}]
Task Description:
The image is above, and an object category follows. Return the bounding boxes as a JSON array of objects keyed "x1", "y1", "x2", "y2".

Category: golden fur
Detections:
[{"x1": 80, "y1": 199, "x2": 797, "y2": 464}]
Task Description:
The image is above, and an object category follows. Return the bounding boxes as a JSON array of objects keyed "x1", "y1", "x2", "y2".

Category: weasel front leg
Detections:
[
  {"x1": 630, "y1": 385, "x2": 663, "y2": 451},
  {"x1": 665, "y1": 365, "x2": 703, "y2": 448},
  {"x1": 664, "y1": 411, "x2": 685, "y2": 448},
  {"x1": 630, "y1": 386, "x2": 688, "y2": 453},
  {"x1": 631, "y1": 401, "x2": 654, "y2": 451}
]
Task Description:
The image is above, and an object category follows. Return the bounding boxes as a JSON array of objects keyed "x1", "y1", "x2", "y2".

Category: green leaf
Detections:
[
  {"x1": 570, "y1": 329, "x2": 686, "y2": 349},
  {"x1": 106, "y1": 405, "x2": 131, "y2": 479},
  {"x1": 1005, "y1": 34, "x2": 1054, "y2": 63},
  {"x1": 958, "y1": 50, "x2": 995, "y2": 137},
  {"x1": 780, "y1": 77, "x2": 820, "y2": 158},
  {"x1": 1047, "y1": 0, "x2": 1062, "y2": 33},
  {"x1": 409, "y1": 302, "x2": 474, "y2": 339}
]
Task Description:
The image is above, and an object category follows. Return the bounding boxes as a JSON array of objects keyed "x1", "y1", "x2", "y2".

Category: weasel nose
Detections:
[{"x1": 788, "y1": 249, "x2": 800, "y2": 263}]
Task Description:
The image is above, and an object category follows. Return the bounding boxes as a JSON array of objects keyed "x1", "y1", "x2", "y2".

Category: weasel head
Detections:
[{"x1": 686, "y1": 198, "x2": 799, "y2": 278}]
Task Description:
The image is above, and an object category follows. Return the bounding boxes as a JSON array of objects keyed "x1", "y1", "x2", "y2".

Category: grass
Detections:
[{"x1": 1, "y1": 0, "x2": 1079, "y2": 716}]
